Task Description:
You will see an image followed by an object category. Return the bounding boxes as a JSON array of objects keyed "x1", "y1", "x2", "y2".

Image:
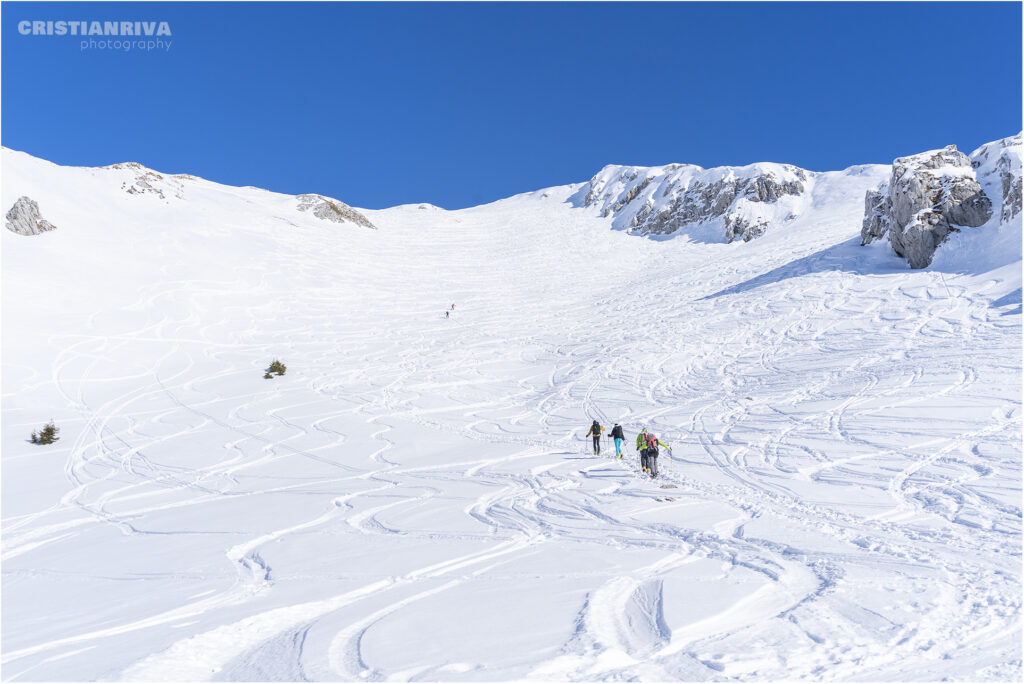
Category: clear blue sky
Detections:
[{"x1": 3, "y1": 2, "x2": 1021, "y2": 209}]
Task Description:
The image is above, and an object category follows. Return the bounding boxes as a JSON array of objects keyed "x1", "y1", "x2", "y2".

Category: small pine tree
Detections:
[
  {"x1": 268, "y1": 359, "x2": 286, "y2": 376},
  {"x1": 34, "y1": 421, "x2": 60, "y2": 445},
  {"x1": 264, "y1": 372, "x2": 274, "y2": 379}
]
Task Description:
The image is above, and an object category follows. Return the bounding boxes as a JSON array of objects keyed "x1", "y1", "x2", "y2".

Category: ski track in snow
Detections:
[{"x1": 1, "y1": 162, "x2": 1021, "y2": 681}]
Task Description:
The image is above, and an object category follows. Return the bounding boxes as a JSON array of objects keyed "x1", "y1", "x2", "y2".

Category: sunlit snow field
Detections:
[{"x1": 2, "y1": 149, "x2": 1020, "y2": 681}]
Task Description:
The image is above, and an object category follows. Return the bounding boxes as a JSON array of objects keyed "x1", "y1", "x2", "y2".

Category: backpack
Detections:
[{"x1": 645, "y1": 433, "x2": 658, "y2": 451}]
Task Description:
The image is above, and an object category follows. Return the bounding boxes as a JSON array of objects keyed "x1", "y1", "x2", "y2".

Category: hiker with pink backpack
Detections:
[{"x1": 635, "y1": 427, "x2": 671, "y2": 478}]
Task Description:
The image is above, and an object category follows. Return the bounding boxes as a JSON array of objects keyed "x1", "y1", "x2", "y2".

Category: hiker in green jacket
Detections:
[{"x1": 636, "y1": 427, "x2": 670, "y2": 477}]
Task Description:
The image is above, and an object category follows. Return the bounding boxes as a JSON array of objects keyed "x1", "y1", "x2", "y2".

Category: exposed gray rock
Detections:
[
  {"x1": 890, "y1": 146, "x2": 991, "y2": 228},
  {"x1": 970, "y1": 134, "x2": 1022, "y2": 224},
  {"x1": 106, "y1": 163, "x2": 185, "y2": 200},
  {"x1": 5, "y1": 196, "x2": 57, "y2": 235},
  {"x1": 608, "y1": 177, "x2": 652, "y2": 216},
  {"x1": 725, "y1": 214, "x2": 769, "y2": 243},
  {"x1": 1002, "y1": 167, "x2": 1022, "y2": 223},
  {"x1": 860, "y1": 144, "x2": 993, "y2": 268},
  {"x1": 296, "y1": 194, "x2": 375, "y2": 229},
  {"x1": 860, "y1": 188, "x2": 891, "y2": 245},
  {"x1": 582, "y1": 163, "x2": 808, "y2": 240}
]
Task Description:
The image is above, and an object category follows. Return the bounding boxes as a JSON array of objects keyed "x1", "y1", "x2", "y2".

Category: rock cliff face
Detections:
[
  {"x1": 576, "y1": 162, "x2": 811, "y2": 243},
  {"x1": 861, "y1": 136, "x2": 1021, "y2": 269},
  {"x1": 970, "y1": 134, "x2": 1022, "y2": 225},
  {"x1": 5, "y1": 196, "x2": 57, "y2": 235},
  {"x1": 296, "y1": 194, "x2": 376, "y2": 229}
]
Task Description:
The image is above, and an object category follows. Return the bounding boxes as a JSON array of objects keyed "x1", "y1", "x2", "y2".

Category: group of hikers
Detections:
[
  {"x1": 445, "y1": 303, "x2": 455, "y2": 318},
  {"x1": 586, "y1": 419, "x2": 670, "y2": 478}
]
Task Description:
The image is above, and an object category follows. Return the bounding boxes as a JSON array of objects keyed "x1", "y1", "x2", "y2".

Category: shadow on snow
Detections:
[{"x1": 701, "y1": 237, "x2": 907, "y2": 300}]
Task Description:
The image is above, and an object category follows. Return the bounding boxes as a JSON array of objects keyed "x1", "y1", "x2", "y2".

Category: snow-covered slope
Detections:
[
  {"x1": 1, "y1": 141, "x2": 1020, "y2": 682},
  {"x1": 2, "y1": 152, "x2": 376, "y2": 237}
]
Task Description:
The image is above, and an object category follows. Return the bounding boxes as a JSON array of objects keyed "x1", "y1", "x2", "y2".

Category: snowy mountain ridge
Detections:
[
  {"x1": 5, "y1": 135, "x2": 1019, "y2": 269},
  {"x1": 572, "y1": 135, "x2": 1021, "y2": 265},
  {"x1": 2, "y1": 148, "x2": 378, "y2": 232}
]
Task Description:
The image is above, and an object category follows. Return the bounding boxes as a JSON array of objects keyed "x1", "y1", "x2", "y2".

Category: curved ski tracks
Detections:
[{"x1": 2, "y1": 197, "x2": 1019, "y2": 681}]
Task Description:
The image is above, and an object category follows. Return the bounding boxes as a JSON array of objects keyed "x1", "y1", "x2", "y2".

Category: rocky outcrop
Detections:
[
  {"x1": 5, "y1": 197, "x2": 57, "y2": 235},
  {"x1": 296, "y1": 194, "x2": 375, "y2": 229},
  {"x1": 578, "y1": 162, "x2": 809, "y2": 243},
  {"x1": 107, "y1": 162, "x2": 184, "y2": 200},
  {"x1": 861, "y1": 187, "x2": 891, "y2": 245},
  {"x1": 861, "y1": 145, "x2": 993, "y2": 268},
  {"x1": 1001, "y1": 166, "x2": 1022, "y2": 223},
  {"x1": 970, "y1": 134, "x2": 1022, "y2": 225},
  {"x1": 725, "y1": 215, "x2": 769, "y2": 243}
]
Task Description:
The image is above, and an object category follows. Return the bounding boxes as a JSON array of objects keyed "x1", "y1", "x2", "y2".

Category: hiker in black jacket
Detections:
[{"x1": 610, "y1": 423, "x2": 625, "y2": 458}]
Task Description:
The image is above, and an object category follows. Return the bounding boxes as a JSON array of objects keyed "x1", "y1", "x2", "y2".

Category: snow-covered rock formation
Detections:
[
  {"x1": 576, "y1": 136, "x2": 1019, "y2": 265},
  {"x1": 576, "y1": 162, "x2": 811, "y2": 242},
  {"x1": 970, "y1": 133, "x2": 1023, "y2": 225},
  {"x1": 861, "y1": 136, "x2": 1021, "y2": 269},
  {"x1": 5, "y1": 196, "x2": 57, "y2": 235},
  {"x1": 105, "y1": 162, "x2": 187, "y2": 201},
  {"x1": 296, "y1": 193, "x2": 376, "y2": 229}
]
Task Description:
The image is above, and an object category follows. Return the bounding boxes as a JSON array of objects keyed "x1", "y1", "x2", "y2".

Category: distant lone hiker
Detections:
[
  {"x1": 610, "y1": 423, "x2": 625, "y2": 458},
  {"x1": 451, "y1": 303, "x2": 455, "y2": 310},
  {"x1": 586, "y1": 420, "x2": 604, "y2": 455},
  {"x1": 445, "y1": 311, "x2": 449, "y2": 318}
]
